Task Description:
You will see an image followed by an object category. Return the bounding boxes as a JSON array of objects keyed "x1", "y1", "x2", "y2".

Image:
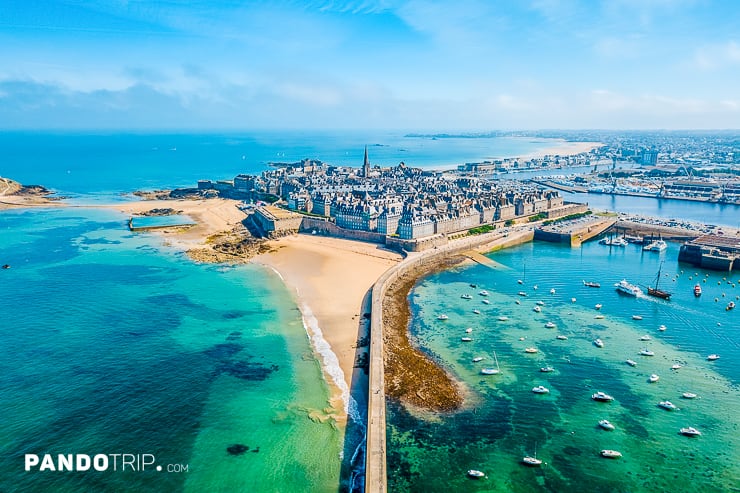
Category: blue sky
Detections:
[{"x1": 1, "y1": 0, "x2": 738, "y2": 130}]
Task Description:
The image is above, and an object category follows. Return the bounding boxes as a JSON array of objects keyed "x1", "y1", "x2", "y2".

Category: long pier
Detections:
[
  {"x1": 534, "y1": 216, "x2": 616, "y2": 247},
  {"x1": 365, "y1": 228, "x2": 534, "y2": 493}
]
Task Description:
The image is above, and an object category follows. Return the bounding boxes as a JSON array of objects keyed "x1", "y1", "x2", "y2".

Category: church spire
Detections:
[{"x1": 363, "y1": 145, "x2": 370, "y2": 177}]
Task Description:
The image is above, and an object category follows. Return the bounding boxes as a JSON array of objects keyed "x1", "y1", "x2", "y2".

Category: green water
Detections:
[{"x1": 388, "y1": 240, "x2": 740, "y2": 492}]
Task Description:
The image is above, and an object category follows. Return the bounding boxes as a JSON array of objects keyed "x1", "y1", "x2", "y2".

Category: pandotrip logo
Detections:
[{"x1": 24, "y1": 454, "x2": 189, "y2": 473}]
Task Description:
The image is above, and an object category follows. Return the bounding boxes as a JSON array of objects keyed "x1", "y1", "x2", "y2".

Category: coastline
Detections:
[{"x1": 518, "y1": 140, "x2": 603, "y2": 159}]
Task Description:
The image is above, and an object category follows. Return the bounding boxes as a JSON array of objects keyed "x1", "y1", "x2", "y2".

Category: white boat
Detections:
[
  {"x1": 658, "y1": 324, "x2": 667, "y2": 331},
  {"x1": 594, "y1": 314, "x2": 605, "y2": 319},
  {"x1": 479, "y1": 290, "x2": 489, "y2": 296},
  {"x1": 599, "y1": 419, "x2": 615, "y2": 431},
  {"x1": 594, "y1": 338, "x2": 604, "y2": 348},
  {"x1": 472, "y1": 356, "x2": 484, "y2": 363},
  {"x1": 600, "y1": 449, "x2": 622, "y2": 458},
  {"x1": 583, "y1": 281, "x2": 601, "y2": 288},
  {"x1": 532, "y1": 385, "x2": 549, "y2": 394},
  {"x1": 682, "y1": 392, "x2": 698, "y2": 399},
  {"x1": 707, "y1": 354, "x2": 720, "y2": 361},
  {"x1": 533, "y1": 306, "x2": 542, "y2": 313},
  {"x1": 540, "y1": 366, "x2": 554, "y2": 373},
  {"x1": 533, "y1": 285, "x2": 538, "y2": 290},
  {"x1": 467, "y1": 469, "x2": 485, "y2": 478},
  {"x1": 550, "y1": 288, "x2": 556, "y2": 295},
  {"x1": 639, "y1": 335, "x2": 651, "y2": 341},
  {"x1": 671, "y1": 364, "x2": 682, "y2": 370},
  {"x1": 545, "y1": 321, "x2": 556, "y2": 328},
  {"x1": 659, "y1": 401, "x2": 679, "y2": 411},
  {"x1": 615, "y1": 279, "x2": 643, "y2": 297},
  {"x1": 465, "y1": 327, "x2": 473, "y2": 333},
  {"x1": 473, "y1": 309, "x2": 481, "y2": 315},
  {"x1": 482, "y1": 299, "x2": 490, "y2": 305},
  {"x1": 515, "y1": 300, "x2": 521, "y2": 305},
  {"x1": 639, "y1": 349, "x2": 655, "y2": 356},
  {"x1": 571, "y1": 297, "x2": 577, "y2": 303},
  {"x1": 643, "y1": 239, "x2": 668, "y2": 252},
  {"x1": 518, "y1": 291, "x2": 528, "y2": 297},
  {"x1": 480, "y1": 351, "x2": 501, "y2": 375},
  {"x1": 680, "y1": 427, "x2": 701, "y2": 437},
  {"x1": 626, "y1": 359, "x2": 637, "y2": 367},
  {"x1": 518, "y1": 279, "x2": 524, "y2": 285},
  {"x1": 536, "y1": 300, "x2": 545, "y2": 306},
  {"x1": 461, "y1": 337, "x2": 473, "y2": 342},
  {"x1": 632, "y1": 315, "x2": 643, "y2": 320},
  {"x1": 556, "y1": 335, "x2": 568, "y2": 340},
  {"x1": 521, "y1": 455, "x2": 542, "y2": 466},
  {"x1": 592, "y1": 391, "x2": 614, "y2": 402},
  {"x1": 461, "y1": 294, "x2": 473, "y2": 300},
  {"x1": 498, "y1": 316, "x2": 509, "y2": 321},
  {"x1": 648, "y1": 374, "x2": 660, "y2": 383},
  {"x1": 595, "y1": 303, "x2": 603, "y2": 310},
  {"x1": 437, "y1": 314, "x2": 449, "y2": 320},
  {"x1": 524, "y1": 347, "x2": 538, "y2": 353}
]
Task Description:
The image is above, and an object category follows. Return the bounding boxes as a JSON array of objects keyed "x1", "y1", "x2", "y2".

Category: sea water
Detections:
[
  {"x1": 388, "y1": 240, "x2": 740, "y2": 492},
  {"x1": 0, "y1": 207, "x2": 342, "y2": 492}
]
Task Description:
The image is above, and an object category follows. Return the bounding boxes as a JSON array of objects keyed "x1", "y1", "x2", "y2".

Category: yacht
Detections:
[
  {"x1": 594, "y1": 339, "x2": 604, "y2": 348},
  {"x1": 680, "y1": 427, "x2": 701, "y2": 437},
  {"x1": 658, "y1": 401, "x2": 679, "y2": 411},
  {"x1": 480, "y1": 352, "x2": 501, "y2": 375},
  {"x1": 600, "y1": 450, "x2": 622, "y2": 458},
  {"x1": 521, "y1": 455, "x2": 542, "y2": 467},
  {"x1": 437, "y1": 314, "x2": 449, "y2": 320},
  {"x1": 461, "y1": 294, "x2": 473, "y2": 300},
  {"x1": 592, "y1": 391, "x2": 614, "y2": 402},
  {"x1": 599, "y1": 419, "x2": 615, "y2": 431},
  {"x1": 682, "y1": 392, "x2": 698, "y2": 399},
  {"x1": 640, "y1": 349, "x2": 655, "y2": 356},
  {"x1": 532, "y1": 385, "x2": 550, "y2": 394},
  {"x1": 707, "y1": 354, "x2": 720, "y2": 361},
  {"x1": 467, "y1": 469, "x2": 485, "y2": 478},
  {"x1": 524, "y1": 347, "x2": 539, "y2": 353},
  {"x1": 648, "y1": 374, "x2": 660, "y2": 383},
  {"x1": 479, "y1": 290, "x2": 489, "y2": 296},
  {"x1": 643, "y1": 239, "x2": 668, "y2": 252},
  {"x1": 545, "y1": 321, "x2": 556, "y2": 328},
  {"x1": 615, "y1": 279, "x2": 643, "y2": 297},
  {"x1": 625, "y1": 359, "x2": 638, "y2": 367}
]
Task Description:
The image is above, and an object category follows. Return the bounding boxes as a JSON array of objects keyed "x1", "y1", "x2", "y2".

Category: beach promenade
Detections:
[{"x1": 365, "y1": 228, "x2": 534, "y2": 493}]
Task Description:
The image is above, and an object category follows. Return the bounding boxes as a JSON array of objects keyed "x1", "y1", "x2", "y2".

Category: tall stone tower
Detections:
[{"x1": 363, "y1": 145, "x2": 370, "y2": 177}]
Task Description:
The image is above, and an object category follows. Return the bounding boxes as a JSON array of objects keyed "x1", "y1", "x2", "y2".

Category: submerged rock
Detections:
[{"x1": 227, "y1": 444, "x2": 249, "y2": 455}]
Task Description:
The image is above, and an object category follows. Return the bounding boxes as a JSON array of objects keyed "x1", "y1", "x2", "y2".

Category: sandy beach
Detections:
[
  {"x1": 521, "y1": 140, "x2": 603, "y2": 159},
  {"x1": 253, "y1": 235, "x2": 402, "y2": 418}
]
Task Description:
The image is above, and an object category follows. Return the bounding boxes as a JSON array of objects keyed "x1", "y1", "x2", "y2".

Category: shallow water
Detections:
[{"x1": 388, "y1": 239, "x2": 740, "y2": 492}]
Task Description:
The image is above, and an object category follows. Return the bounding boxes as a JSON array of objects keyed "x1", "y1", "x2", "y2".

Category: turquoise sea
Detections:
[{"x1": 388, "y1": 240, "x2": 740, "y2": 492}]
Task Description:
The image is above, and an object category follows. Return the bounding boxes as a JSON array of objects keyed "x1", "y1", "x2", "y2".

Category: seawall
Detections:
[{"x1": 365, "y1": 228, "x2": 534, "y2": 493}]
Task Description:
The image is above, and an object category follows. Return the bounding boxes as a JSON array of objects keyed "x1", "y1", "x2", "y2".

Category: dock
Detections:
[
  {"x1": 678, "y1": 234, "x2": 740, "y2": 271},
  {"x1": 534, "y1": 216, "x2": 617, "y2": 247},
  {"x1": 462, "y1": 251, "x2": 511, "y2": 270}
]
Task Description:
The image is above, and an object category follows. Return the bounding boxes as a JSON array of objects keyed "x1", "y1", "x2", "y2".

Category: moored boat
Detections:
[
  {"x1": 544, "y1": 321, "x2": 556, "y2": 328},
  {"x1": 648, "y1": 373, "x2": 660, "y2": 383},
  {"x1": 682, "y1": 392, "x2": 698, "y2": 399},
  {"x1": 626, "y1": 359, "x2": 637, "y2": 367},
  {"x1": 639, "y1": 335, "x2": 651, "y2": 341},
  {"x1": 524, "y1": 347, "x2": 538, "y2": 353},
  {"x1": 467, "y1": 469, "x2": 485, "y2": 478},
  {"x1": 600, "y1": 449, "x2": 622, "y2": 458},
  {"x1": 461, "y1": 294, "x2": 473, "y2": 299},
  {"x1": 533, "y1": 305, "x2": 542, "y2": 313},
  {"x1": 497, "y1": 316, "x2": 509, "y2": 321},
  {"x1": 482, "y1": 299, "x2": 490, "y2": 304},
  {"x1": 480, "y1": 367, "x2": 500, "y2": 375},
  {"x1": 680, "y1": 427, "x2": 701, "y2": 437},
  {"x1": 707, "y1": 354, "x2": 720, "y2": 361},
  {"x1": 583, "y1": 280, "x2": 601, "y2": 288},
  {"x1": 532, "y1": 385, "x2": 549, "y2": 394},
  {"x1": 521, "y1": 456, "x2": 542, "y2": 466},
  {"x1": 556, "y1": 335, "x2": 568, "y2": 340},
  {"x1": 640, "y1": 348, "x2": 655, "y2": 356},
  {"x1": 658, "y1": 324, "x2": 667, "y2": 331},
  {"x1": 594, "y1": 338, "x2": 604, "y2": 348},
  {"x1": 727, "y1": 301, "x2": 736, "y2": 311},
  {"x1": 540, "y1": 366, "x2": 554, "y2": 373},
  {"x1": 599, "y1": 419, "x2": 615, "y2": 431},
  {"x1": 472, "y1": 356, "x2": 484, "y2": 363},
  {"x1": 473, "y1": 309, "x2": 481, "y2": 315},
  {"x1": 438, "y1": 314, "x2": 449, "y2": 320},
  {"x1": 632, "y1": 315, "x2": 643, "y2": 320},
  {"x1": 694, "y1": 284, "x2": 702, "y2": 297},
  {"x1": 592, "y1": 391, "x2": 614, "y2": 402},
  {"x1": 479, "y1": 290, "x2": 489, "y2": 296},
  {"x1": 461, "y1": 337, "x2": 473, "y2": 342},
  {"x1": 659, "y1": 400, "x2": 679, "y2": 411}
]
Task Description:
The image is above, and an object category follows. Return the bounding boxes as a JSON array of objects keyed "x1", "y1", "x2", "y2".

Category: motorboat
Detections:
[
  {"x1": 544, "y1": 321, "x2": 556, "y2": 328},
  {"x1": 533, "y1": 306, "x2": 542, "y2": 313},
  {"x1": 524, "y1": 347, "x2": 539, "y2": 353},
  {"x1": 643, "y1": 239, "x2": 667, "y2": 252},
  {"x1": 682, "y1": 392, "x2": 698, "y2": 399},
  {"x1": 680, "y1": 427, "x2": 701, "y2": 437},
  {"x1": 600, "y1": 450, "x2": 622, "y2": 458},
  {"x1": 461, "y1": 294, "x2": 473, "y2": 300},
  {"x1": 671, "y1": 364, "x2": 682, "y2": 370},
  {"x1": 467, "y1": 469, "x2": 485, "y2": 478},
  {"x1": 584, "y1": 281, "x2": 601, "y2": 288},
  {"x1": 648, "y1": 374, "x2": 660, "y2": 383},
  {"x1": 540, "y1": 366, "x2": 554, "y2": 373},
  {"x1": 594, "y1": 339, "x2": 604, "y2": 348},
  {"x1": 532, "y1": 385, "x2": 550, "y2": 394},
  {"x1": 472, "y1": 356, "x2": 484, "y2": 362},
  {"x1": 694, "y1": 284, "x2": 702, "y2": 297},
  {"x1": 595, "y1": 314, "x2": 605, "y2": 319},
  {"x1": 658, "y1": 324, "x2": 667, "y2": 331},
  {"x1": 639, "y1": 349, "x2": 655, "y2": 356},
  {"x1": 727, "y1": 301, "x2": 736, "y2": 311},
  {"x1": 515, "y1": 300, "x2": 521, "y2": 305},
  {"x1": 632, "y1": 315, "x2": 643, "y2": 320},
  {"x1": 639, "y1": 335, "x2": 651, "y2": 341},
  {"x1": 498, "y1": 316, "x2": 509, "y2": 321},
  {"x1": 615, "y1": 279, "x2": 643, "y2": 297},
  {"x1": 658, "y1": 401, "x2": 678, "y2": 411},
  {"x1": 473, "y1": 309, "x2": 481, "y2": 315},
  {"x1": 461, "y1": 337, "x2": 473, "y2": 342},
  {"x1": 465, "y1": 327, "x2": 473, "y2": 333},
  {"x1": 556, "y1": 335, "x2": 568, "y2": 340},
  {"x1": 707, "y1": 354, "x2": 720, "y2": 361},
  {"x1": 571, "y1": 297, "x2": 577, "y2": 303},
  {"x1": 479, "y1": 290, "x2": 489, "y2": 296},
  {"x1": 595, "y1": 303, "x2": 603, "y2": 310},
  {"x1": 536, "y1": 300, "x2": 545, "y2": 306},
  {"x1": 518, "y1": 291, "x2": 528, "y2": 297},
  {"x1": 592, "y1": 392, "x2": 614, "y2": 402},
  {"x1": 626, "y1": 359, "x2": 637, "y2": 367},
  {"x1": 438, "y1": 314, "x2": 449, "y2": 320},
  {"x1": 599, "y1": 419, "x2": 615, "y2": 431},
  {"x1": 518, "y1": 279, "x2": 524, "y2": 285},
  {"x1": 482, "y1": 299, "x2": 490, "y2": 305},
  {"x1": 550, "y1": 288, "x2": 556, "y2": 295}
]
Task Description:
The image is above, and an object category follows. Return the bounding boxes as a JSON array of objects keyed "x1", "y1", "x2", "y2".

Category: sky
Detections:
[{"x1": 0, "y1": 0, "x2": 738, "y2": 130}]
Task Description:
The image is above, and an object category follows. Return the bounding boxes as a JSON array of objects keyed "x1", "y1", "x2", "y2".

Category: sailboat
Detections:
[
  {"x1": 522, "y1": 443, "x2": 542, "y2": 466},
  {"x1": 480, "y1": 351, "x2": 501, "y2": 375},
  {"x1": 647, "y1": 261, "x2": 671, "y2": 300}
]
